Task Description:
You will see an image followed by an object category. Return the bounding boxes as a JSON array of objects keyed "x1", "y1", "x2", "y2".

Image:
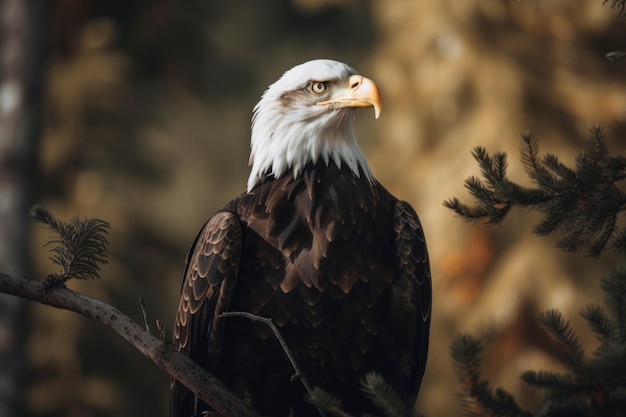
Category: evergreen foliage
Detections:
[
  {"x1": 603, "y1": 1, "x2": 626, "y2": 61},
  {"x1": 449, "y1": 263, "x2": 626, "y2": 417},
  {"x1": 360, "y1": 372, "x2": 425, "y2": 417},
  {"x1": 28, "y1": 204, "x2": 110, "y2": 282},
  {"x1": 443, "y1": 128, "x2": 626, "y2": 257},
  {"x1": 445, "y1": 125, "x2": 626, "y2": 416},
  {"x1": 604, "y1": 0, "x2": 626, "y2": 21},
  {"x1": 307, "y1": 387, "x2": 346, "y2": 416},
  {"x1": 307, "y1": 372, "x2": 425, "y2": 417},
  {"x1": 450, "y1": 334, "x2": 531, "y2": 417}
]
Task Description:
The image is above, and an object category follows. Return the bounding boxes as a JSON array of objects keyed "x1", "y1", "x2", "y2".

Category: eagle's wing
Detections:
[
  {"x1": 170, "y1": 211, "x2": 242, "y2": 417},
  {"x1": 393, "y1": 200, "x2": 432, "y2": 393}
]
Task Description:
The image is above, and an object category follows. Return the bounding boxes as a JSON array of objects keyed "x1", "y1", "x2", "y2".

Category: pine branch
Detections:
[
  {"x1": 450, "y1": 334, "x2": 531, "y2": 417},
  {"x1": 450, "y1": 262, "x2": 626, "y2": 416},
  {"x1": 604, "y1": 0, "x2": 626, "y2": 21},
  {"x1": 601, "y1": 264, "x2": 626, "y2": 343},
  {"x1": 580, "y1": 304, "x2": 614, "y2": 346},
  {"x1": 588, "y1": 343, "x2": 626, "y2": 391},
  {"x1": 307, "y1": 373, "x2": 423, "y2": 417},
  {"x1": 307, "y1": 388, "x2": 352, "y2": 417},
  {"x1": 444, "y1": 128, "x2": 626, "y2": 257},
  {"x1": 450, "y1": 334, "x2": 483, "y2": 393},
  {"x1": 0, "y1": 206, "x2": 260, "y2": 417},
  {"x1": 360, "y1": 372, "x2": 422, "y2": 417},
  {"x1": 520, "y1": 370, "x2": 582, "y2": 394},
  {"x1": 0, "y1": 273, "x2": 259, "y2": 417},
  {"x1": 28, "y1": 204, "x2": 110, "y2": 282},
  {"x1": 539, "y1": 310, "x2": 588, "y2": 373}
]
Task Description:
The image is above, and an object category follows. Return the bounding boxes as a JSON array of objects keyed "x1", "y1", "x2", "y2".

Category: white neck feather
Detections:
[{"x1": 247, "y1": 93, "x2": 373, "y2": 192}]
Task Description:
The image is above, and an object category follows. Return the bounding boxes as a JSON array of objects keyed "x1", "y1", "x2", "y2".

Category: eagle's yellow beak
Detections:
[{"x1": 317, "y1": 75, "x2": 382, "y2": 119}]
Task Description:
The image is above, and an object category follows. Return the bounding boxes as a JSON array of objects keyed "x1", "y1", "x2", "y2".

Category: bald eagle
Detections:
[{"x1": 171, "y1": 59, "x2": 431, "y2": 417}]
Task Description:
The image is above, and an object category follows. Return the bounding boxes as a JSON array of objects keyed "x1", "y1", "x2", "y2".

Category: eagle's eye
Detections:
[{"x1": 310, "y1": 81, "x2": 328, "y2": 95}]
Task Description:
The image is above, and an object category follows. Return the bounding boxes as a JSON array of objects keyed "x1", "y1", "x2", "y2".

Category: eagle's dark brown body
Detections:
[{"x1": 171, "y1": 161, "x2": 431, "y2": 417}]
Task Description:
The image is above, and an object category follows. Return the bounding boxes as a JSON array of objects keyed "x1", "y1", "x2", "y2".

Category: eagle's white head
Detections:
[{"x1": 248, "y1": 59, "x2": 382, "y2": 192}]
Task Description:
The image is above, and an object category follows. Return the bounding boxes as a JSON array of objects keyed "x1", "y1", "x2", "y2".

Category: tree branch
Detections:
[
  {"x1": 220, "y1": 311, "x2": 326, "y2": 417},
  {"x1": 0, "y1": 273, "x2": 259, "y2": 417}
]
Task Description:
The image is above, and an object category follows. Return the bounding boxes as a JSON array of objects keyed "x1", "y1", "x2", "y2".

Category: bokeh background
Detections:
[{"x1": 1, "y1": 0, "x2": 626, "y2": 416}]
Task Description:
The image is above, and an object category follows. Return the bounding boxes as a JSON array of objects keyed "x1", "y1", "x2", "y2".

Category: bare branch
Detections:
[
  {"x1": 220, "y1": 311, "x2": 325, "y2": 417},
  {"x1": 0, "y1": 273, "x2": 259, "y2": 417},
  {"x1": 139, "y1": 296, "x2": 150, "y2": 332}
]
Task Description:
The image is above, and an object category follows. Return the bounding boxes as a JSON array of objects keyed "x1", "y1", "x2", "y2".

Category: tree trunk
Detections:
[{"x1": 0, "y1": 0, "x2": 50, "y2": 415}]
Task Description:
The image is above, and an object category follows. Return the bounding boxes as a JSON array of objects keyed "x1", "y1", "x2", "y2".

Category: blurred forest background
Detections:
[{"x1": 0, "y1": 0, "x2": 625, "y2": 416}]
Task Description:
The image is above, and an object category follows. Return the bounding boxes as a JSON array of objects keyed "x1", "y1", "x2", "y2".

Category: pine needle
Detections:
[
  {"x1": 580, "y1": 304, "x2": 614, "y2": 345},
  {"x1": 360, "y1": 373, "x2": 416, "y2": 417},
  {"x1": 444, "y1": 128, "x2": 626, "y2": 257},
  {"x1": 28, "y1": 204, "x2": 110, "y2": 282},
  {"x1": 539, "y1": 309, "x2": 587, "y2": 372}
]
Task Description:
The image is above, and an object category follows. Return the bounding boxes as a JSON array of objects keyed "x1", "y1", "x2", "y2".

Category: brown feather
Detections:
[
  {"x1": 170, "y1": 212, "x2": 241, "y2": 416},
  {"x1": 171, "y1": 161, "x2": 431, "y2": 417}
]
